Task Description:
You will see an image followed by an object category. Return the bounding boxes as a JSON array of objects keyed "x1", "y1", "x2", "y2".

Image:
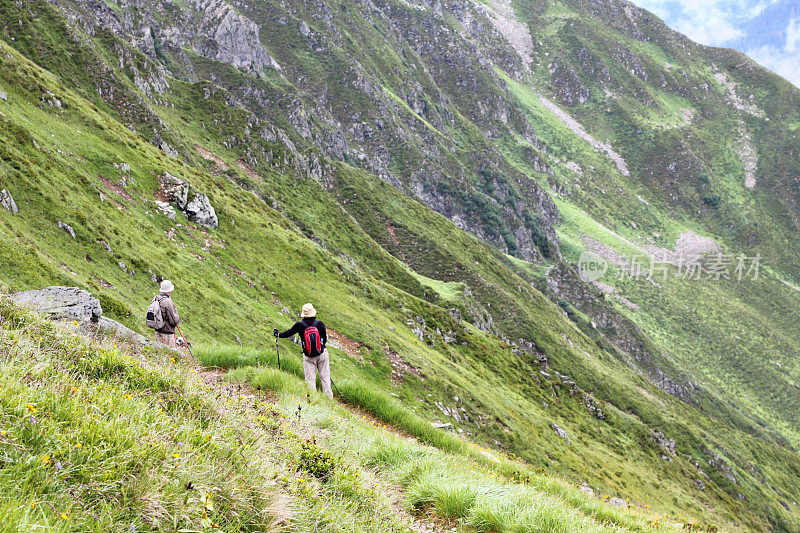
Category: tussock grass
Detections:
[
  {"x1": 195, "y1": 343, "x2": 304, "y2": 378},
  {"x1": 0, "y1": 302, "x2": 420, "y2": 532},
  {"x1": 335, "y1": 379, "x2": 470, "y2": 454},
  {"x1": 0, "y1": 303, "x2": 279, "y2": 531},
  {"x1": 205, "y1": 344, "x2": 676, "y2": 533},
  {"x1": 229, "y1": 366, "x2": 308, "y2": 396}
]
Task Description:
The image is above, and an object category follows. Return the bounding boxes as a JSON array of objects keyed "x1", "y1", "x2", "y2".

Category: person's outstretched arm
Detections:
[{"x1": 276, "y1": 322, "x2": 300, "y2": 338}]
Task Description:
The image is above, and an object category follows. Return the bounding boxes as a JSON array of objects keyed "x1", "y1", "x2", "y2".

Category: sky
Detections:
[{"x1": 629, "y1": 0, "x2": 800, "y2": 87}]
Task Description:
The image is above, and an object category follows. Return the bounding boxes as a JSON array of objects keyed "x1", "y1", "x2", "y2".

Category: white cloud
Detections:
[
  {"x1": 746, "y1": 44, "x2": 800, "y2": 87},
  {"x1": 631, "y1": 0, "x2": 779, "y2": 45},
  {"x1": 673, "y1": 13, "x2": 743, "y2": 45},
  {"x1": 786, "y1": 17, "x2": 800, "y2": 53}
]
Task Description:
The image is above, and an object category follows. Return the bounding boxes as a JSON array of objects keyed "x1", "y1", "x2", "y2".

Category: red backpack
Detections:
[{"x1": 302, "y1": 321, "x2": 323, "y2": 357}]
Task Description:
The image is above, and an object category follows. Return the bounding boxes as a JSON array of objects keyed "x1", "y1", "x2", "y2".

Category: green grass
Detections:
[
  {"x1": 1, "y1": 1, "x2": 800, "y2": 530},
  {"x1": 1, "y1": 300, "x2": 686, "y2": 532}
]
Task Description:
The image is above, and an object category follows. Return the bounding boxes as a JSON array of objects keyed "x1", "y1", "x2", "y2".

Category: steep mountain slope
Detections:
[{"x1": 1, "y1": 0, "x2": 800, "y2": 530}]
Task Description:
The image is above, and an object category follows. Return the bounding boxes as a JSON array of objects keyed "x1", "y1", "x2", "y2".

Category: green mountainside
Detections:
[{"x1": 0, "y1": 0, "x2": 799, "y2": 530}]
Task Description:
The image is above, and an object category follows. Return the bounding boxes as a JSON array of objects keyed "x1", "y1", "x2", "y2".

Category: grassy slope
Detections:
[
  {"x1": 1, "y1": 299, "x2": 686, "y2": 532},
  {"x1": 507, "y1": 0, "x2": 800, "y2": 450},
  {"x1": 0, "y1": 5, "x2": 798, "y2": 532}
]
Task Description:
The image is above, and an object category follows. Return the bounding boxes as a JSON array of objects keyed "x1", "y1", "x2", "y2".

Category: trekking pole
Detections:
[
  {"x1": 176, "y1": 325, "x2": 194, "y2": 358},
  {"x1": 330, "y1": 378, "x2": 341, "y2": 397},
  {"x1": 274, "y1": 334, "x2": 281, "y2": 371}
]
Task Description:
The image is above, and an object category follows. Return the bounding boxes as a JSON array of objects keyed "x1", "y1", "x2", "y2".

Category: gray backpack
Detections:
[{"x1": 145, "y1": 296, "x2": 166, "y2": 330}]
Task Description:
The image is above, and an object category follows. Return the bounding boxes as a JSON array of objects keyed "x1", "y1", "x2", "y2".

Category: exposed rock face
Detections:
[
  {"x1": 6, "y1": 287, "x2": 157, "y2": 347},
  {"x1": 194, "y1": 0, "x2": 281, "y2": 73},
  {"x1": 94, "y1": 316, "x2": 151, "y2": 346},
  {"x1": 162, "y1": 173, "x2": 190, "y2": 209},
  {"x1": 7, "y1": 287, "x2": 102, "y2": 323},
  {"x1": 0, "y1": 189, "x2": 18, "y2": 214},
  {"x1": 650, "y1": 430, "x2": 676, "y2": 459}
]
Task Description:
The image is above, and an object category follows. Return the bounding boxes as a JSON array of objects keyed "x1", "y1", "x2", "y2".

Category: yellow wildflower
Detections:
[
  {"x1": 172, "y1": 453, "x2": 180, "y2": 459},
  {"x1": 42, "y1": 455, "x2": 51, "y2": 464}
]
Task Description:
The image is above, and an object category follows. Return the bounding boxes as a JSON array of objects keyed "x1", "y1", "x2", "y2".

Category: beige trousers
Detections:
[
  {"x1": 155, "y1": 331, "x2": 176, "y2": 348},
  {"x1": 303, "y1": 349, "x2": 333, "y2": 397}
]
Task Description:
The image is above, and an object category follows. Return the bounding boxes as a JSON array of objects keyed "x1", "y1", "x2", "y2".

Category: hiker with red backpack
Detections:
[{"x1": 274, "y1": 303, "x2": 332, "y2": 397}]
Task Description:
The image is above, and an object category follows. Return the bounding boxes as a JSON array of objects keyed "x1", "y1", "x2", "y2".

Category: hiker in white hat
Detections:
[
  {"x1": 274, "y1": 303, "x2": 332, "y2": 397},
  {"x1": 145, "y1": 279, "x2": 181, "y2": 348}
]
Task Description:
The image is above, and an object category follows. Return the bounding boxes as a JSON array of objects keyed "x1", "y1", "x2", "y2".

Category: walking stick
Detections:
[
  {"x1": 275, "y1": 334, "x2": 281, "y2": 371},
  {"x1": 176, "y1": 325, "x2": 194, "y2": 358}
]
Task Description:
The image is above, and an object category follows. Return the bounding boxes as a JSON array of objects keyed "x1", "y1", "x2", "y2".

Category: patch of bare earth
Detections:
[
  {"x1": 237, "y1": 159, "x2": 263, "y2": 184},
  {"x1": 385, "y1": 345, "x2": 424, "y2": 384},
  {"x1": 327, "y1": 328, "x2": 365, "y2": 359},
  {"x1": 645, "y1": 231, "x2": 720, "y2": 266},
  {"x1": 97, "y1": 175, "x2": 133, "y2": 201},
  {"x1": 194, "y1": 144, "x2": 230, "y2": 171}
]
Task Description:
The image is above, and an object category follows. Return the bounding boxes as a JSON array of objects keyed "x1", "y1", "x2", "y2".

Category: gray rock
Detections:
[
  {"x1": 94, "y1": 316, "x2": 153, "y2": 346},
  {"x1": 7, "y1": 286, "x2": 102, "y2": 323},
  {"x1": 184, "y1": 192, "x2": 218, "y2": 228},
  {"x1": 58, "y1": 222, "x2": 76, "y2": 239},
  {"x1": 155, "y1": 200, "x2": 177, "y2": 220},
  {"x1": 551, "y1": 423, "x2": 570, "y2": 443},
  {"x1": 196, "y1": 0, "x2": 276, "y2": 72},
  {"x1": 607, "y1": 497, "x2": 627, "y2": 507},
  {"x1": 161, "y1": 172, "x2": 190, "y2": 209},
  {"x1": 299, "y1": 21, "x2": 311, "y2": 37},
  {"x1": 1, "y1": 189, "x2": 18, "y2": 214},
  {"x1": 0, "y1": 90, "x2": 6, "y2": 101}
]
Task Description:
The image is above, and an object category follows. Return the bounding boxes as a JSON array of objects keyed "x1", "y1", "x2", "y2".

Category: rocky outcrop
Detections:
[
  {"x1": 7, "y1": 287, "x2": 102, "y2": 323},
  {"x1": 1, "y1": 189, "x2": 18, "y2": 214},
  {"x1": 194, "y1": 0, "x2": 281, "y2": 73},
  {"x1": 94, "y1": 316, "x2": 151, "y2": 345},
  {"x1": 155, "y1": 200, "x2": 177, "y2": 221},
  {"x1": 160, "y1": 173, "x2": 218, "y2": 228}
]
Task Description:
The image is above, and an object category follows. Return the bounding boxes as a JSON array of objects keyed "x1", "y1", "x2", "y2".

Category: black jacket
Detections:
[{"x1": 279, "y1": 318, "x2": 327, "y2": 348}]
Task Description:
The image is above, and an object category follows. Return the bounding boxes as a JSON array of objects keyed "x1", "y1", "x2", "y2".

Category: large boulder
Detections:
[
  {"x1": 6, "y1": 287, "x2": 161, "y2": 348},
  {"x1": 95, "y1": 316, "x2": 152, "y2": 346},
  {"x1": 159, "y1": 173, "x2": 218, "y2": 228},
  {"x1": 7, "y1": 286, "x2": 102, "y2": 323},
  {"x1": 185, "y1": 192, "x2": 218, "y2": 229}
]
